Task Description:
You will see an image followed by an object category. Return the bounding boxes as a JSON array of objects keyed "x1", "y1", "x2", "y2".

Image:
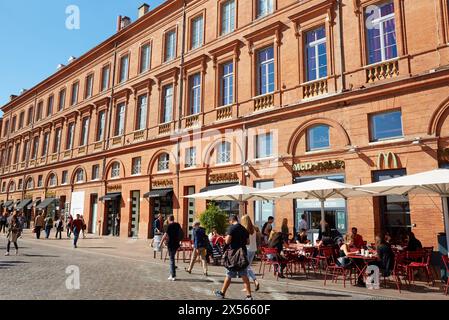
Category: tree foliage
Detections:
[{"x1": 199, "y1": 203, "x2": 228, "y2": 235}]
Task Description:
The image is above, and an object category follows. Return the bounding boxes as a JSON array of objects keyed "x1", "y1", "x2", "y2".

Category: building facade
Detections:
[{"x1": 2, "y1": 0, "x2": 449, "y2": 246}]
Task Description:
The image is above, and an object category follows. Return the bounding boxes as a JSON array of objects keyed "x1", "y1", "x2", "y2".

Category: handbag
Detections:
[{"x1": 222, "y1": 247, "x2": 249, "y2": 271}]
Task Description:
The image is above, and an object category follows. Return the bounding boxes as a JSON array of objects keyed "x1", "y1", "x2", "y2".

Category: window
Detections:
[
  {"x1": 66, "y1": 123, "x2": 75, "y2": 150},
  {"x1": 27, "y1": 108, "x2": 33, "y2": 125},
  {"x1": 38, "y1": 175, "x2": 43, "y2": 187},
  {"x1": 111, "y1": 162, "x2": 120, "y2": 178},
  {"x1": 221, "y1": 62, "x2": 234, "y2": 106},
  {"x1": 257, "y1": 0, "x2": 273, "y2": 18},
  {"x1": 221, "y1": 0, "x2": 236, "y2": 35},
  {"x1": 136, "y1": 95, "x2": 148, "y2": 131},
  {"x1": 96, "y1": 110, "x2": 106, "y2": 141},
  {"x1": 49, "y1": 174, "x2": 57, "y2": 187},
  {"x1": 307, "y1": 125, "x2": 330, "y2": 151},
  {"x1": 115, "y1": 103, "x2": 126, "y2": 136},
  {"x1": 80, "y1": 117, "x2": 90, "y2": 146},
  {"x1": 62, "y1": 171, "x2": 68, "y2": 184},
  {"x1": 21, "y1": 140, "x2": 29, "y2": 162},
  {"x1": 71, "y1": 82, "x2": 79, "y2": 106},
  {"x1": 9, "y1": 182, "x2": 15, "y2": 193},
  {"x1": 191, "y1": 15, "x2": 204, "y2": 49},
  {"x1": 26, "y1": 178, "x2": 33, "y2": 190},
  {"x1": 162, "y1": 84, "x2": 173, "y2": 123},
  {"x1": 158, "y1": 153, "x2": 170, "y2": 171},
  {"x1": 3, "y1": 120, "x2": 9, "y2": 137},
  {"x1": 189, "y1": 73, "x2": 201, "y2": 115},
  {"x1": 47, "y1": 95, "x2": 54, "y2": 117},
  {"x1": 257, "y1": 47, "x2": 275, "y2": 95},
  {"x1": 119, "y1": 55, "x2": 129, "y2": 83},
  {"x1": 365, "y1": 1, "x2": 397, "y2": 65},
  {"x1": 18, "y1": 112, "x2": 24, "y2": 129},
  {"x1": 18, "y1": 179, "x2": 23, "y2": 190},
  {"x1": 13, "y1": 144, "x2": 20, "y2": 164},
  {"x1": 31, "y1": 136, "x2": 39, "y2": 159},
  {"x1": 132, "y1": 157, "x2": 142, "y2": 175},
  {"x1": 58, "y1": 89, "x2": 66, "y2": 111},
  {"x1": 36, "y1": 102, "x2": 43, "y2": 121},
  {"x1": 165, "y1": 30, "x2": 176, "y2": 62},
  {"x1": 75, "y1": 169, "x2": 84, "y2": 183},
  {"x1": 11, "y1": 116, "x2": 16, "y2": 133},
  {"x1": 185, "y1": 147, "x2": 197, "y2": 168},
  {"x1": 85, "y1": 74, "x2": 94, "y2": 98},
  {"x1": 53, "y1": 127, "x2": 62, "y2": 153},
  {"x1": 92, "y1": 165, "x2": 100, "y2": 180},
  {"x1": 2, "y1": 182, "x2": 5, "y2": 193},
  {"x1": 305, "y1": 26, "x2": 327, "y2": 81},
  {"x1": 255, "y1": 132, "x2": 273, "y2": 159},
  {"x1": 370, "y1": 110, "x2": 403, "y2": 141},
  {"x1": 217, "y1": 141, "x2": 231, "y2": 164},
  {"x1": 101, "y1": 65, "x2": 110, "y2": 92},
  {"x1": 42, "y1": 132, "x2": 50, "y2": 157},
  {"x1": 7, "y1": 146, "x2": 12, "y2": 165},
  {"x1": 140, "y1": 44, "x2": 151, "y2": 73}
]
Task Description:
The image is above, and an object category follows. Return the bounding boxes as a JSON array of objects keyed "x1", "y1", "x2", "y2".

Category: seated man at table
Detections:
[
  {"x1": 316, "y1": 222, "x2": 335, "y2": 247},
  {"x1": 373, "y1": 234, "x2": 394, "y2": 277},
  {"x1": 406, "y1": 232, "x2": 423, "y2": 251},
  {"x1": 295, "y1": 229, "x2": 310, "y2": 245},
  {"x1": 350, "y1": 227, "x2": 365, "y2": 249},
  {"x1": 267, "y1": 231, "x2": 288, "y2": 278}
]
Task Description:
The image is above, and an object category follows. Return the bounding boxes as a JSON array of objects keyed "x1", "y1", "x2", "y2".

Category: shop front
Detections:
[
  {"x1": 16, "y1": 198, "x2": 32, "y2": 228},
  {"x1": 144, "y1": 179, "x2": 174, "y2": 238},
  {"x1": 99, "y1": 191, "x2": 122, "y2": 236},
  {"x1": 36, "y1": 197, "x2": 58, "y2": 219},
  {"x1": 202, "y1": 172, "x2": 241, "y2": 218}
]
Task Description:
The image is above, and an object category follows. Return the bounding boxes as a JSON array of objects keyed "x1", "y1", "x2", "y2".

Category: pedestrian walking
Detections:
[
  {"x1": 67, "y1": 214, "x2": 73, "y2": 238},
  {"x1": 0, "y1": 213, "x2": 7, "y2": 233},
  {"x1": 160, "y1": 215, "x2": 183, "y2": 281},
  {"x1": 81, "y1": 216, "x2": 87, "y2": 239},
  {"x1": 34, "y1": 212, "x2": 44, "y2": 239},
  {"x1": 241, "y1": 215, "x2": 260, "y2": 291},
  {"x1": 214, "y1": 215, "x2": 253, "y2": 300},
  {"x1": 71, "y1": 214, "x2": 84, "y2": 248},
  {"x1": 17, "y1": 213, "x2": 25, "y2": 238},
  {"x1": 55, "y1": 216, "x2": 64, "y2": 239},
  {"x1": 5, "y1": 213, "x2": 20, "y2": 256},
  {"x1": 185, "y1": 221, "x2": 208, "y2": 276},
  {"x1": 114, "y1": 214, "x2": 120, "y2": 236},
  {"x1": 44, "y1": 215, "x2": 53, "y2": 239}
]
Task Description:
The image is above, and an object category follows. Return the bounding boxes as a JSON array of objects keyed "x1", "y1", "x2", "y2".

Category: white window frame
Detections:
[
  {"x1": 257, "y1": 0, "x2": 273, "y2": 18},
  {"x1": 185, "y1": 147, "x2": 197, "y2": 168},
  {"x1": 189, "y1": 73, "x2": 201, "y2": 115},
  {"x1": 158, "y1": 154, "x2": 170, "y2": 172},
  {"x1": 221, "y1": 0, "x2": 236, "y2": 35},
  {"x1": 258, "y1": 47, "x2": 275, "y2": 95},
  {"x1": 140, "y1": 44, "x2": 152, "y2": 73},
  {"x1": 191, "y1": 15, "x2": 204, "y2": 49},
  {"x1": 80, "y1": 117, "x2": 90, "y2": 146},
  {"x1": 132, "y1": 157, "x2": 142, "y2": 175},
  {"x1": 366, "y1": 3, "x2": 396, "y2": 64},
  {"x1": 217, "y1": 141, "x2": 231, "y2": 164},
  {"x1": 111, "y1": 162, "x2": 120, "y2": 178},
  {"x1": 136, "y1": 95, "x2": 148, "y2": 131},
  {"x1": 255, "y1": 133, "x2": 273, "y2": 159},
  {"x1": 115, "y1": 103, "x2": 126, "y2": 136},
  {"x1": 306, "y1": 27, "x2": 327, "y2": 81},
  {"x1": 162, "y1": 85, "x2": 173, "y2": 123},
  {"x1": 165, "y1": 31, "x2": 176, "y2": 62},
  {"x1": 221, "y1": 62, "x2": 234, "y2": 106}
]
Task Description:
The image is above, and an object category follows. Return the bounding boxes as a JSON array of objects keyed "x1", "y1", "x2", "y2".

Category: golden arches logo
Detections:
[{"x1": 377, "y1": 152, "x2": 398, "y2": 169}]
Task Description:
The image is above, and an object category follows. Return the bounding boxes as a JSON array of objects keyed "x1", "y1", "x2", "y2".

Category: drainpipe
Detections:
[
  {"x1": 337, "y1": 0, "x2": 346, "y2": 92},
  {"x1": 242, "y1": 122, "x2": 248, "y2": 215}
]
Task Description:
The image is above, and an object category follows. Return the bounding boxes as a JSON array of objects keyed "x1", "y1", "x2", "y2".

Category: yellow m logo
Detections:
[{"x1": 377, "y1": 152, "x2": 398, "y2": 169}]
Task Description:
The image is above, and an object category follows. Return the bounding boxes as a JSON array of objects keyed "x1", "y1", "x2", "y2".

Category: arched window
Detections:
[
  {"x1": 25, "y1": 178, "x2": 34, "y2": 190},
  {"x1": 48, "y1": 174, "x2": 57, "y2": 187},
  {"x1": 306, "y1": 125, "x2": 330, "y2": 151},
  {"x1": 75, "y1": 169, "x2": 84, "y2": 183},
  {"x1": 158, "y1": 154, "x2": 170, "y2": 172},
  {"x1": 111, "y1": 162, "x2": 120, "y2": 178},
  {"x1": 216, "y1": 141, "x2": 231, "y2": 164}
]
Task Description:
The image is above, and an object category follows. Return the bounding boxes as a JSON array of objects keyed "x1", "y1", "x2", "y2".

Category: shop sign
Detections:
[
  {"x1": 209, "y1": 172, "x2": 240, "y2": 185},
  {"x1": 293, "y1": 160, "x2": 345, "y2": 173},
  {"x1": 107, "y1": 184, "x2": 122, "y2": 192},
  {"x1": 152, "y1": 179, "x2": 173, "y2": 189},
  {"x1": 376, "y1": 152, "x2": 399, "y2": 170}
]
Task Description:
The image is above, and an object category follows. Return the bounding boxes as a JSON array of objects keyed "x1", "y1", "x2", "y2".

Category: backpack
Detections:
[{"x1": 222, "y1": 247, "x2": 249, "y2": 271}]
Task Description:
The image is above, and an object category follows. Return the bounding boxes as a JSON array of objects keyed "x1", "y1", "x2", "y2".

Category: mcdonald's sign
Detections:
[{"x1": 377, "y1": 152, "x2": 399, "y2": 170}]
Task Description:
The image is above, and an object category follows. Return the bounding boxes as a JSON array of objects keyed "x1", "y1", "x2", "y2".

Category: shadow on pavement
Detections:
[{"x1": 284, "y1": 291, "x2": 352, "y2": 298}]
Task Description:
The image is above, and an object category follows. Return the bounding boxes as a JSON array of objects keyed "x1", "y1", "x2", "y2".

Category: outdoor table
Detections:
[{"x1": 347, "y1": 253, "x2": 379, "y2": 283}]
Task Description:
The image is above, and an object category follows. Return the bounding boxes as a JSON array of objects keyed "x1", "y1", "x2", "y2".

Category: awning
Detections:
[
  {"x1": 144, "y1": 189, "x2": 173, "y2": 198},
  {"x1": 16, "y1": 199, "x2": 32, "y2": 211},
  {"x1": 3, "y1": 200, "x2": 14, "y2": 210},
  {"x1": 36, "y1": 198, "x2": 56, "y2": 210},
  {"x1": 27, "y1": 199, "x2": 41, "y2": 210},
  {"x1": 99, "y1": 193, "x2": 122, "y2": 201},
  {"x1": 200, "y1": 183, "x2": 238, "y2": 193}
]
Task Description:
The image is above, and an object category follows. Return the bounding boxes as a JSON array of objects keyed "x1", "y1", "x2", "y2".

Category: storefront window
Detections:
[{"x1": 254, "y1": 180, "x2": 275, "y2": 229}]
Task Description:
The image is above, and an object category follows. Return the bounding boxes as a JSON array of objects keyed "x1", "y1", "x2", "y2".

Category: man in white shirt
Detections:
[{"x1": 298, "y1": 214, "x2": 308, "y2": 231}]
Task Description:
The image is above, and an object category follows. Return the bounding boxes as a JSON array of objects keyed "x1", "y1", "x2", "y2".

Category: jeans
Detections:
[
  {"x1": 168, "y1": 248, "x2": 178, "y2": 278},
  {"x1": 35, "y1": 226, "x2": 42, "y2": 239},
  {"x1": 73, "y1": 231, "x2": 80, "y2": 248},
  {"x1": 247, "y1": 250, "x2": 257, "y2": 281},
  {"x1": 7, "y1": 240, "x2": 18, "y2": 252},
  {"x1": 45, "y1": 226, "x2": 52, "y2": 239},
  {"x1": 55, "y1": 230, "x2": 62, "y2": 239},
  {"x1": 67, "y1": 227, "x2": 72, "y2": 238}
]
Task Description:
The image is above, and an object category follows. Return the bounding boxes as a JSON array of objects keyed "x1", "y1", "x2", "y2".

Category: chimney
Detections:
[
  {"x1": 19, "y1": 89, "x2": 27, "y2": 95},
  {"x1": 57, "y1": 64, "x2": 66, "y2": 70},
  {"x1": 121, "y1": 16, "x2": 132, "y2": 29},
  {"x1": 138, "y1": 3, "x2": 150, "y2": 18},
  {"x1": 68, "y1": 56, "x2": 77, "y2": 64},
  {"x1": 9, "y1": 95, "x2": 18, "y2": 101},
  {"x1": 117, "y1": 15, "x2": 122, "y2": 32}
]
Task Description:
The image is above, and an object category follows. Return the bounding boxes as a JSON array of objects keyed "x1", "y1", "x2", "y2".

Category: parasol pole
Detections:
[{"x1": 320, "y1": 198, "x2": 326, "y2": 233}]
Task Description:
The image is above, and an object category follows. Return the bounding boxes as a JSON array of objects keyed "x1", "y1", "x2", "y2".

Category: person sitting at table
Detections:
[
  {"x1": 373, "y1": 234, "x2": 394, "y2": 278},
  {"x1": 337, "y1": 235, "x2": 366, "y2": 286},
  {"x1": 406, "y1": 232, "x2": 422, "y2": 251},
  {"x1": 267, "y1": 231, "x2": 288, "y2": 279},
  {"x1": 316, "y1": 221, "x2": 335, "y2": 247},
  {"x1": 350, "y1": 227, "x2": 365, "y2": 249},
  {"x1": 295, "y1": 229, "x2": 309, "y2": 245}
]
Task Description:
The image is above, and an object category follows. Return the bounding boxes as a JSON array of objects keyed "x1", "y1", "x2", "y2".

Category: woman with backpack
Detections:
[
  {"x1": 185, "y1": 221, "x2": 208, "y2": 276},
  {"x1": 5, "y1": 213, "x2": 20, "y2": 256}
]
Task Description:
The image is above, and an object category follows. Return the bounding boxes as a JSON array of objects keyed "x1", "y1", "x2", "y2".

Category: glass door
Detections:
[
  {"x1": 90, "y1": 194, "x2": 98, "y2": 234},
  {"x1": 130, "y1": 191, "x2": 140, "y2": 238}
]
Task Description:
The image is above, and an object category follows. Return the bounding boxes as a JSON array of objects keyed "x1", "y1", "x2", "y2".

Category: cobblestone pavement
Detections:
[{"x1": 0, "y1": 231, "x2": 445, "y2": 300}]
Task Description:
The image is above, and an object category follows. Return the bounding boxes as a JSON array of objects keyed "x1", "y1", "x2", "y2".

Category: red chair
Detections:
[
  {"x1": 406, "y1": 250, "x2": 435, "y2": 286},
  {"x1": 284, "y1": 250, "x2": 307, "y2": 278},
  {"x1": 310, "y1": 246, "x2": 334, "y2": 274},
  {"x1": 442, "y1": 255, "x2": 449, "y2": 296},
  {"x1": 260, "y1": 247, "x2": 284, "y2": 281},
  {"x1": 388, "y1": 252, "x2": 409, "y2": 293},
  {"x1": 324, "y1": 256, "x2": 355, "y2": 288},
  {"x1": 180, "y1": 239, "x2": 194, "y2": 263}
]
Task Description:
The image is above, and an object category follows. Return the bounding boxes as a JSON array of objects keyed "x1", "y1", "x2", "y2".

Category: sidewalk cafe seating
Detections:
[
  {"x1": 405, "y1": 249, "x2": 435, "y2": 286},
  {"x1": 164, "y1": 239, "x2": 193, "y2": 263},
  {"x1": 259, "y1": 247, "x2": 287, "y2": 281},
  {"x1": 310, "y1": 246, "x2": 334, "y2": 275},
  {"x1": 442, "y1": 255, "x2": 449, "y2": 296},
  {"x1": 324, "y1": 253, "x2": 355, "y2": 288}
]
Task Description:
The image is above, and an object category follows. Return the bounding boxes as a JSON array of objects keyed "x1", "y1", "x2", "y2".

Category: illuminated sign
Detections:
[{"x1": 293, "y1": 160, "x2": 345, "y2": 172}]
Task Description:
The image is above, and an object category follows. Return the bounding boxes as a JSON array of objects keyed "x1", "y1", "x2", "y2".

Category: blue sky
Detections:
[{"x1": 0, "y1": 0, "x2": 164, "y2": 108}]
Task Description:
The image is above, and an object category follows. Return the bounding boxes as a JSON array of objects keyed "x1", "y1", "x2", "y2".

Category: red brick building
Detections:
[{"x1": 1, "y1": 0, "x2": 449, "y2": 246}]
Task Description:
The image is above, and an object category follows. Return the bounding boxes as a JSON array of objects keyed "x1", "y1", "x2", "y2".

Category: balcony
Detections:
[
  {"x1": 185, "y1": 114, "x2": 200, "y2": 129},
  {"x1": 159, "y1": 123, "x2": 171, "y2": 135},
  {"x1": 216, "y1": 105, "x2": 232, "y2": 121},
  {"x1": 253, "y1": 93, "x2": 274, "y2": 112},
  {"x1": 133, "y1": 130, "x2": 145, "y2": 142},
  {"x1": 302, "y1": 78, "x2": 328, "y2": 99},
  {"x1": 366, "y1": 59, "x2": 399, "y2": 83}
]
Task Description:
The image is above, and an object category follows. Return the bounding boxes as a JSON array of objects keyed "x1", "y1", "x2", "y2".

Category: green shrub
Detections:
[{"x1": 199, "y1": 203, "x2": 229, "y2": 235}]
